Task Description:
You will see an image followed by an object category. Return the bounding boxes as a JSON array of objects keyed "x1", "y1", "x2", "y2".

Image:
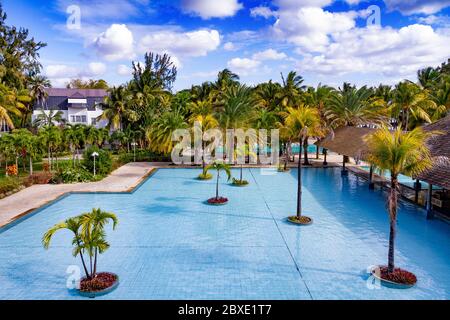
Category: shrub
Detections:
[
  {"x1": 0, "y1": 176, "x2": 20, "y2": 194},
  {"x1": 6, "y1": 165, "x2": 18, "y2": 176},
  {"x1": 26, "y1": 172, "x2": 53, "y2": 186},
  {"x1": 83, "y1": 146, "x2": 112, "y2": 175},
  {"x1": 55, "y1": 167, "x2": 95, "y2": 183}
]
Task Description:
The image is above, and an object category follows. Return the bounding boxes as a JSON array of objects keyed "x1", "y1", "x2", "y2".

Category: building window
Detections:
[
  {"x1": 91, "y1": 118, "x2": 97, "y2": 125},
  {"x1": 70, "y1": 115, "x2": 87, "y2": 123}
]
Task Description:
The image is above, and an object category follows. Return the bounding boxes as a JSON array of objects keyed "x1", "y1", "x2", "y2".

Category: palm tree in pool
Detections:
[
  {"x1": 365, "y1": 126, "x2": 435, "y2": 281},
  {"x1": 205, "y1": 161, "x2": 232, "y2": 204},
  {"x1": 232, "y1": 145, "x2": 256, "y2": 186},
  {"x1": 281, "y1": 105, "x2": 321, "y2": 225}
]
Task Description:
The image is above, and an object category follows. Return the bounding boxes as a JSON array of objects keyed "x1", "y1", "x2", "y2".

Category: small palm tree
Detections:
[
  {"x1": 366, "y1": 127, "x2": 435, "y2": 275},
  {"x1": 281, "y1": 105, "x2": 321, "y2": 224},
  {"x1": 42, "y1": 209, "x2": 118, "y2": 280},
  {"x1": 232, "y1": 145, "x2": 256, "y2": 186},
  {"x1": 205, "y1": 161, "x2": 232, "y2": 203}
]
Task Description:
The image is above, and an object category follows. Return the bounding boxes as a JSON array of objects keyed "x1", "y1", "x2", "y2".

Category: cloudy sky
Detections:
[{"x1": 4, "y1": 0, "x2": 450, "y2": 90}]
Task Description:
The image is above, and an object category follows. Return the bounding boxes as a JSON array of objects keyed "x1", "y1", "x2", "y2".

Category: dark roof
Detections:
[
  {"x1": 316, "y1": 126, "x2": 375, "y2": 160},
  {"x1": 418, "y1": 115, "x2": 450, "y2": 189},
  {"x1": 34, "y1": 88, "x2": 108, "y2": 111},
  {"x1": 45, "y1": 88, "x2": 108, "y2": 97}
]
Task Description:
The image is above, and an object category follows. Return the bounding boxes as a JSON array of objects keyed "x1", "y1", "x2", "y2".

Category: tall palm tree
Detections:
[
  {"x1": 417, "y1": 67, "x2": 440, "y2": 89},
  {"x1": 27, "y1": 75, "x2": 51, "y2": 126},
  {"x1": 217, "y1": 84, "x2": 253, "y2": 130},
  {"x1": 39, "y1": 125, "x2": 62, "y2": 171},
  {"x1": 253, "y1": 80, "x2": 283, "y2": 112},
  {"x1": 0, "y1": 83, "x2": 27, "y2": 129},
  {"x1": 366, "y1": 127, "x2": 434, "y2": 274},
  {"x1": 280, "y1": 105, "x2": 321, "y2": 224}
]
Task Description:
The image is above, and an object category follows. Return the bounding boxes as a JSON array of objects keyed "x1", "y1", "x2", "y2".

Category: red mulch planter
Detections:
[
  {"x1": 80, "y1": 272, "x2": 118, "y2": 293},
  {"x1": 378, "y1": 266, "x2": 417, "y2": 286},
  {"x1": 207, "y1": 197, "x2": 228, "y2": 205}
]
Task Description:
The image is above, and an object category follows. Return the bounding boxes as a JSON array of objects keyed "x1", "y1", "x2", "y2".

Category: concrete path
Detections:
[{"x1": 0, "y1": 162, "x2": 154, "y2": 228}]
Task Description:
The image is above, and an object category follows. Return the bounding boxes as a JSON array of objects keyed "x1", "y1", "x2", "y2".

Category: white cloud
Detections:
[
  {"x1": 250, "y1": 6, "x2": 276, "y2": 19},
  {"x1": 46, "y1": 62, "x2": 108, "y2": 87},
  {"x1": 223, "y1": 42, "x2": 236, "y2": 51},
  {"x1": 181, "y1": 0, "x2": 243, "y2": 19},
  {"x1": 117, "y1": 64, "x2": 132, "y2": 76},
  {"x1": 274, "y1": 0, "x2": 333, "y2": 9},
  {"x1": 138, "y1": 29, "x2": 220, "y2": 57},
  {"x1": 272, "y1": 7, "x2": 357, "y2": 52},
  {"x1": 228, "y1": 57, "x2": 262, "y2": 76},
  {"x1": 92, "y1": 24, "x2": 135, "y2": 61},
  {"x1": 252, "y1": 49, "x2": 287, "y2": 61},
  {"x1": 87, "y1": 62, "x2": 107, "y2": 76},
  {"x1": 296, "y1": 24, "x2": 450, "y2": 78},
  {"x1": 383, "y1": 0, "x2": 450, "y2": 15}
]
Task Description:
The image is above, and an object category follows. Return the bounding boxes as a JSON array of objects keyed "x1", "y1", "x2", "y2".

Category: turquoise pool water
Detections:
[{"x1": 0, "y1": 168, "x2": 449, "y2": 300}]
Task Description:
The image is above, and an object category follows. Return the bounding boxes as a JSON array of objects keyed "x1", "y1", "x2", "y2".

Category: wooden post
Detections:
[
  {"x1": 426, "y1": 184, "x2": 434, "y2": 220},
  {"x1": 341, "y1": 155, "x2": 348, "y2": 176},
  {"x1": 414, "y1": 179, "x2": 421, "y2": 204},
  {"x1": 369, "y1": 165, "x2": 375, "y2": 189}
]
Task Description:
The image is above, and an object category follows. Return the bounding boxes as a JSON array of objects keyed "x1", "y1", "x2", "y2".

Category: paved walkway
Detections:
[{"x1": 0, "y1": 162, "x2": 154, "y2": 228}]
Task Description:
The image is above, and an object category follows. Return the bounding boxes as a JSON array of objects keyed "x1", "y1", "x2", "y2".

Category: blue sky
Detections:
[{"x1": 3, "y1": 0, "x2": 450, "y2": 90}]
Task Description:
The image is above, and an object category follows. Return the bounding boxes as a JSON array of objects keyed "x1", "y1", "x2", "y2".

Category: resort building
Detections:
[{"x1": 32, "y1": 88, "x2": 109, "y2": 127}]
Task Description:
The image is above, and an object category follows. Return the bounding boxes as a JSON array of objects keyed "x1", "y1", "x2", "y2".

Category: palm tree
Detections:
[
  {"x1": 42, "y1": 209, "x2": 118, "y2": 280},
  {"x1": 205, "y1": 161, "x2": 232, "y2": 202},
  {"x1": 33, "y1": 108, "x2": 65, "y2": 127},
  {"x1": 146, "y1": 110, "x2": 188, "y2": 154},
  {"x1": 281, "y1": 105, "x2": 321, "y2": 224},
  {"x1": 84, "y1": 126, "x2": 100, "y2": 147},
  {"x1": 43, "y1": 216, "x2": 90, "y2": 279},
  {"x1": 27, "y1": 75, "x2": 51, "y2": 126},
  {"x1": 0, "y1": 83, "x2": 27, "y2": 130},
  {"x1": 39, "y1": 125, "x2": 62, "y2": 171},
  {"x1": 217, "y1": 84, "x2": 253, "y2": 130},
  {"x1": 392, "y1": 81, "x2": 435, "y2": 129},
  {"x1": 366, "y1": 127, "x2": 434, "y2": 274},
  {"x1": 253, "y1": 80, "x2": 283, "y2": 112},
  {"x1": 100, "y1": 86, "x2": 130, "y2": 130},
  {"x1": 325, "y1": 84, "x2": 386, "y2": 128},
  {"x1": 417, "y1": 67, "x2": 440, "y2": 89},
  {"x1": 79, "y1": 208, "x2": 118, "y2": 277},
  {"x1": 280, "y1": 71, "x2": 305, "y2": 108},
  {"x1": 232, "y1": 145, "x2": 256, "y2": 185}
]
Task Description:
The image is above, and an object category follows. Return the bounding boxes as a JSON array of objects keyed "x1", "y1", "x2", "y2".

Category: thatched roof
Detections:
[
  {"x1": 316, "y1": 126, "x2": 375, "y2": 161},
  {"x1": 418, "y1": 115, "x2": 450, "y2": 189}
]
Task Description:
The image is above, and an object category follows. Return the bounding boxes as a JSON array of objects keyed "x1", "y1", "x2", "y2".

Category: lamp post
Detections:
[
  {"x1": 91, "y1": 151, "x2": 99, "y2": 176},
  {"x1": 131, "y1": 141, "x2": 138, "y2": 162}
]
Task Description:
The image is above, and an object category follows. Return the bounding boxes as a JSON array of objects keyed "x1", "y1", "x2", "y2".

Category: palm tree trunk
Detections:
[
  {"x1": 48, "y1": 146, "x2": 51, "y2": 171},
  {"x1": 297, "y1": 137, "x2": 303, "y2": 219},
  {"x1": 93, "y1": 248, "x2": 98, "y2": 277},
  {"x1": 76, "y1": 239, "x2": 90, "y2": 279},
  {"x1": 216, "y1": 171, "x2": 220, "y2": 199},
  {"x1": 29, "y1": 157, "x2": 33, "y2": 176},
  {"x1": 388, "y1": 174, "x2": 398, "y2": 273},
  {"x1": 303, "y1": 136, "x2": 309, "y2": 165},
  {"x1": 240, "y1": 165, "x2": 243, "y2": 181},
  {"x1": 316, "y1": 140, "x2": 320, "y2": 159}
]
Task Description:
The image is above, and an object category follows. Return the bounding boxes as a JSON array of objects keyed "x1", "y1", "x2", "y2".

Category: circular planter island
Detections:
[
  {"x1": 206, "y1": 197, "x2": 229, "y2": 205},
  {"x1": 370, "y1": 266, "x2": 417, "y2": 289},
  {"x1": 232, "y1": 179, "x2": 249, "y2": 187},
  {"x1": 197, "y1": 173, "x2": 213, "y2": 180},
  {"x1": 287, "y1": 215, "x2": 313, "y2": 225},
  {"x1": 78, "y1": 272, "x2": 119, "y2": 298}
]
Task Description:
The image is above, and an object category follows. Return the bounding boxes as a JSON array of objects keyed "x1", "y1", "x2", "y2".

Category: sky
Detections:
[{"x1": 3, "y1": 0, "x2": 450, "y2": 91}]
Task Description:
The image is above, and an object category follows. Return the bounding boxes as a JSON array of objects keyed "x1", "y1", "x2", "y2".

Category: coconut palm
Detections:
[
  {"x1": 146, "y1": 110, "x2": 188, "y2": 154},
  {"x1": 280, "y1": 105, "x2": 321, "y2": 224},
  {"x1": 100, "y1": 86, "x2": 130, "y2": 130},
  {"x1": 0, "y1": 83, "x2": 27, "y2": 130},
  {"x1": 325, "y1": 84, "x2": 386, "y2": 128},
  {"x1": 217, "y1": 84, "x2": 253, "y2": 130},
  {"x1": 253, "y1": 80, "x2": 283, "y2": 112},
  {"x1": 205, "y1": 161, "x2": 232, "y2": 201},
  {"x1": 392, "y1": 81, "x2": 435, "y2": 129},
  {"x1": 366, "y1": 127, "x2": 435, "y2": 273},
  {"x1": 232, "y1": 144, "x2": 256, "y2": 185},
  {"x1": 280, "y1": 71, "x2": 305, "y2": 108}
]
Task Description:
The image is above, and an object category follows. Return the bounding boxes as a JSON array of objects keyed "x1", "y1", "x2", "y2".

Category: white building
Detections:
[{"x1": 32, "y1": 88, "x2": 109, "y2": 127}]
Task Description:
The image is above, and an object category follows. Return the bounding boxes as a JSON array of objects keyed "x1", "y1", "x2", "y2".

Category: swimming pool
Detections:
[{"x1": 0, "y1": 168, "x2": 448, "y2": 299}]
